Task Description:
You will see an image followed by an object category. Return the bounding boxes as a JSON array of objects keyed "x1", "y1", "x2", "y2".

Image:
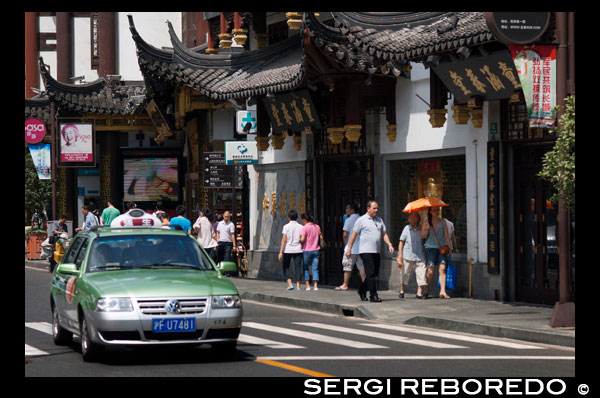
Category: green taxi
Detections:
[{"x1": 50, "y1": 212, "x2": 243, "y2": 362}]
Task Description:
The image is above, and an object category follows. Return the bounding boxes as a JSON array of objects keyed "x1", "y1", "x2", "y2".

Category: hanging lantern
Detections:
[
  {"x1": 286, "y1": 12, "x2": 303, "y2": 30},
  {"x1": 232, "y1": 28, "x2": 248, "y2": 46},
  {"x1": 451, "y1": 105, "x2": 470, "y2": 124},
  {"x1": 386, "y1": 124, "x2": 397, "y2": 142},
  {"x1": 270, "y1": 134, "x2": 285, "y2": 149},
  {"x1": 255, "y1": 135, "x2": 270, "y2": 151},
  {"x1": 327, "y1": 127, "x2": 345, "y2": 145},
  {"x1": 344, "y1": 124, "x2": 362, "y2": 142},
  {"x1": 427, "y1": 109, "x2": 447, "y2": 128}
]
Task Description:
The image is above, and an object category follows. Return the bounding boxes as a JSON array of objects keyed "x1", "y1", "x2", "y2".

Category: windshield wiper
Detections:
[{"x1": 137, "y1": 263, "x2": 202, "y2": 270}]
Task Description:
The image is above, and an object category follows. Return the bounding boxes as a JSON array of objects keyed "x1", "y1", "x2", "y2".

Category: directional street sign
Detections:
[{"x1": 202, "y1": 152, "x2": 244, "y2": 189}]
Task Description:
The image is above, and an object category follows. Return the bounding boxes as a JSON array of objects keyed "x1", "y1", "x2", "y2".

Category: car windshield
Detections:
[{"x1": 86, "y1": 234, "x2": 215, "y2": 273}]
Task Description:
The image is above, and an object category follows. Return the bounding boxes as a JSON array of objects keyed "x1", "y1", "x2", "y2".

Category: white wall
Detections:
[
  {"x1": 38, "y1": 13, "x2": 182, "y2": 85},
  {"x1": 382, "y1": 75, "x2": 490, "y2": 264},
  {"x1": 118, "y1": 12, "x2": 182, "y2": 81}
]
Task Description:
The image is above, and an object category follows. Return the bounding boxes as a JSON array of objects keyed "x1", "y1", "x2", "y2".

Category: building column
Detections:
[
  {"x1": 98, "y1": 12, "x2": 117, "y2": 79},
  {"x1": 25, "y1": 12, "x2": 39, "y2": 98}
]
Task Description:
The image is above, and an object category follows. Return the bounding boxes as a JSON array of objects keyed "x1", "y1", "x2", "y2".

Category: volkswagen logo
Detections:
[{"x1": 165, "y1": 299, "x2": 181, "y2": 314}]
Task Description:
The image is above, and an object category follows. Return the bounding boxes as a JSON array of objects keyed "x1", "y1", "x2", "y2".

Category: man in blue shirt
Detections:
[
  {"x1": 169, "y1": 205, "x2": 192, "y2": 233},
  {"x1": 345, "y1": 201, "x2": 394, "y2": 302},
  {"x1": 75, "y1": 205, "x2": 98, "y2": 233}
]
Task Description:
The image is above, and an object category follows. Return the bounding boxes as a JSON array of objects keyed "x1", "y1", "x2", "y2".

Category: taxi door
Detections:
[{"x1": 53, "y1": 236, "x2": 88, "y2": 332}]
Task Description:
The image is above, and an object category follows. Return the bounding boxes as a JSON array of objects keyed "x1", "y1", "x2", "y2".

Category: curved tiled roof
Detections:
[
  {"x1": 25, "y1": 95, "x2": 51, "y2": 123},
  {"x1": 38, "y1": 58, "x2": 147, "y2": 116},
  {"x1": 305, "y1": 12, "x2": 496, "y2": 76},
  {"x1": 129, "y1": 15, "x2": 306, "y2": 101}
]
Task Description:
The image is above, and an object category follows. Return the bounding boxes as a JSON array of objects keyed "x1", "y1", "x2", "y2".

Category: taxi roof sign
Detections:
[{"x1": 110, "y1": 209, "x2": 162, "y2": 228}]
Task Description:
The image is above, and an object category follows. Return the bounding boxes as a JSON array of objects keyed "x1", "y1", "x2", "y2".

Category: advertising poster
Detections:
[
  {"x1": 509, "y1": 45, "x2": 557, "y2": 129},
  {"x1": 28, "y1": 143, "x2": 51, "y2": 180},
  {"x1": 59, "y1": 123, "x2": 94, "y2": 162},
  {"x1": 123, "y1": 158, "x2": 179, "y2": 202}
]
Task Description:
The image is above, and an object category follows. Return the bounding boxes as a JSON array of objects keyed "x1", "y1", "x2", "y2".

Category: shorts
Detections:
[
  {"x1": 425, "y1": 248, "x2": 448, "y2": 267},
  {"x1": 342, "y1": 253, "x2": 365, "y2": 272},
  {"x1": 401, "y1": 259, "x2": 427, "y2": 286}
]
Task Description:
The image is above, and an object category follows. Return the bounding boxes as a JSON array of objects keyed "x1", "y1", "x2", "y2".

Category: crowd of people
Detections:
[
  {"x1": 38, "y1": 196, "x2": 459, "y2": 303},
  {"x1": 278, "y1": 200, "x2": 459, "y2": 303}
]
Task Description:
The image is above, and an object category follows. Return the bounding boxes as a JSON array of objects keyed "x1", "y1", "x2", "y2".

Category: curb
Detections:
[
  {"x1": 404, "y1": 316, "x2": 575, "y2": 348},
  {"x1": 240, "y1": 292, "x2": 575, "y2": 348}
]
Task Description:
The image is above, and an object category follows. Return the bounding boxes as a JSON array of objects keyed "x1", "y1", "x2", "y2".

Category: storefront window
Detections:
[{"x1": 388, "y1": 155, "x2": 467, "y2": 254}]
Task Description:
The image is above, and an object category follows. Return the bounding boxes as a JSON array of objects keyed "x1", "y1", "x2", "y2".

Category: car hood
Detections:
[{"x1": 84, "y1": 269, "x2": 238, "y2": 298}]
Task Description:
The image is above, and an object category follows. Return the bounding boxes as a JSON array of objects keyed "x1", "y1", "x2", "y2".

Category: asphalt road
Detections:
[{"x1": 25, "y1": 265, "x2": 574, "y2": 378}]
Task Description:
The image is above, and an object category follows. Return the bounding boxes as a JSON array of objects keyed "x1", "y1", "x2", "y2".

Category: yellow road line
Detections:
[{"x1": 255, "y1": 359, "x2": 334, "y2": 377}]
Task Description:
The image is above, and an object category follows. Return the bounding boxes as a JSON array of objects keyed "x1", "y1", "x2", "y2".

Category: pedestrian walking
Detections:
[
  {"x1": 158, "y1": 212, "x2": 171, "y2": 229},
  {"x1": 100, "y1": 197, "x2": 120, "y2": 226},
  {"x1": 421, "y1": 206, "x2": 452, "y2": 299},
  {"x1": 278, "y1": 210, "x2": 304, "y2": 291},
  {"x1": 300, "y1": 212, "x2": 321, "y2": 291},
  {"x1": 397, "y1": 212, "x2": 427, "y2": 299},
  {"x1": 336, "y1": 203, "x2": 366, "y2": 291},
  {"x1": 194, "y1": 208, "x2": 218, "y2": 263},
  {"x1": 75, "y1": 205, "x2": 99, "y2": 232},
  {"x1": 345, "y1": 201, "x2": 394, "y2": 302},
  {"x1": 153, "y1": 200, "x2": 166, "y2": 219},
  {"x1": 216, "y1": 210, "x2": 236, "y2": 263},
  {"x1": 169, "y1": 205, "x2": 192, "y2": 234}
]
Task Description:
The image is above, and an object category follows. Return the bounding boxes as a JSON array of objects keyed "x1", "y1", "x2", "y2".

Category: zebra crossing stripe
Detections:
[
  {"x1": 25, "y1": 322, "x2": 53, "y2": 335},
  {"x1": 25, "y1": 344, "x2": 49, "y2": 357},
  {"x1": 238, "y1": 333, "x2": 305, "y2": 349},
  {"x1": 294, "y1": 322, "x2": 466, "y2": 349},
  {"x1": 360, "y1": 323, "x2": 546, "y2": 350},
  {"x1": 242, "y1": 322, "x2": 388, "y2": 349}
]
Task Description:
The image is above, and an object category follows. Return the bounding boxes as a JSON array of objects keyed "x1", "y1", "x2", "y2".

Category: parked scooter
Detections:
[{"x1": 49, "y1": 233, "x2": 71, "y2": 273}]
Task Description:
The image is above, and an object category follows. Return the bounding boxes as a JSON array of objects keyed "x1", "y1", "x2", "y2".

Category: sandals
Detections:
[
  {"x1": 335, "y1": 285, "x2": 348, "y2": 291},
  {"x1": 439, "y1": 293, "x2": 451, "y2": 299}
]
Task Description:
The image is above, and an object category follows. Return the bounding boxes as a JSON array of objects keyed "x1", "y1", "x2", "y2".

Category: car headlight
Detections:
[
  {"x1": 211, "y1": 295, "x2": 241, "y2": 309},
  {"x1": 96, "y1": 297, "x2": 134, "y2": 312}
]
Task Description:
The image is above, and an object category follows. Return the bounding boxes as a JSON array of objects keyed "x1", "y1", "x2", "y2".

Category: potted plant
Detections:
[{"x1": 26, "y1": 227, "x2": 47, "y2": 260}]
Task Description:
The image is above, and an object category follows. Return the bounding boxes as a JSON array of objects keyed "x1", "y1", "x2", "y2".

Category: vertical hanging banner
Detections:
[
  {"x1": 487, "y1": 141, "x2": 500, "y2": 275},
  {"x1": 510, "y1": 45, "x2": 557, "y2": 129},
  {"x1": 28, "y1": 143, "x2": 51, "y2": 180}
]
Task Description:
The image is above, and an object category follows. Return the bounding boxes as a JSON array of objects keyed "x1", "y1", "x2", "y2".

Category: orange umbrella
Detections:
[{"x1": 402, "y1": 197, "x2": 449, "y2": 213}]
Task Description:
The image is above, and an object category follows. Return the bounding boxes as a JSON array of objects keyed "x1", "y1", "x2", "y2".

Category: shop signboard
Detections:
[
  {"x1": 25, "y1": 118, "x2": 46, "y2": 144},
  {"x1": 236, "y1": 110, "x2": 257, "y2": 134},
  {"x1": 487, "y1": 141, "x2": 500, "y2": 275},
  {"x1": 225, "y1": 141, "x2": 258, "y2": 165},
  {"x1": 262, "y1": 89, "x2": 322, "y2": 134},
  {"x1": 484, "y1": 12, "x2": 551, "y2": 46},
  {"x1": 433, "y1": 50, "x2": 523, "y2": 104},
  {"x1": 509, "y1": 45, "x2": 557, "y2": 129},
  {"x1": 58, "y1": 122, "x2": 95, "y2": 166},
  {"x1": 28, "y1": 143, "x2": 51, "y2": 180}
]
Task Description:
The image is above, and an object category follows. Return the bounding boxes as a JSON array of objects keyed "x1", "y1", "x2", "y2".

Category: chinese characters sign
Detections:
[
  {"x1": 510, "y1": 45, "x2": 556, "y2": 129},
  {"x1": 487, "y1": 141, "x2": 500, "y2": 275},
  {"x1": 25, "y1": 118, "x2": 46, "y2": 144},
  {"x1": 433, "y1": 50, "x2": 522, "y2": 104},
  {"x1": 262, "y1": 90, "x2": 322, "y2": 134}
]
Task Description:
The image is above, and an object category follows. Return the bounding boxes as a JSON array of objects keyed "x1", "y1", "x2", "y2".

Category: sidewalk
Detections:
[
  {"x1": 26, "y1": 257, "x2": 574, "y2": 348},
  {"x1": 230, "y1": 277, "x2": 575, "y2": 348}
]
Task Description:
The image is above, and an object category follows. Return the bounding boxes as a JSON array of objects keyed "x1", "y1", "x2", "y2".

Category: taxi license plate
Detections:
[{"x1": 152, "y1": 318, "x2": 195, "y2": 333}]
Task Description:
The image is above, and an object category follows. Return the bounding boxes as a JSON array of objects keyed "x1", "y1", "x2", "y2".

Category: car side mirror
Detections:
[{"x1": 57, "y1": 263, "x2": 79, "y2": 275}]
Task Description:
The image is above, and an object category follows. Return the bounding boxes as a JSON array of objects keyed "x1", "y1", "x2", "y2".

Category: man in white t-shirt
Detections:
[
  {"x1": 216, "y1": 210, "x2": 236, "y2": 263},
  {"x1": 335, "y1": 203, "x2": 366, "y2": 291},
  {"x1": 278, "y1": 210, "x2": 304, "y2": 290}
]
